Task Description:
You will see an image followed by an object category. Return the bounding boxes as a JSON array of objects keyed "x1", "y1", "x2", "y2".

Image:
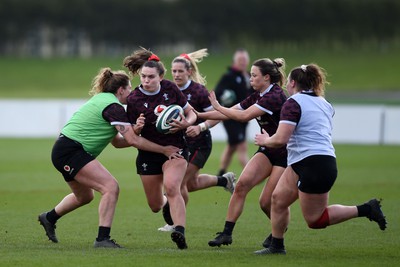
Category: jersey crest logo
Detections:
[
  {"x1": 187, "y1": 93, "x2": 192, "y2": 101},
  {"x1": 144, "y1": 102, "x2": 148, "y2": 108},
  {"x1": 163, "y1": 93, "x2": 169, "y2": 101},
  {"x1": 154, "y1": 104, "x2": 167, "y2": 116}
]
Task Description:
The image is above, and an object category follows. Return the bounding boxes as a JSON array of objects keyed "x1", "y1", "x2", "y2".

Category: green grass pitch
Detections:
[{"x1": 0, "y1": 139, "x2": 399, "y2": 266}]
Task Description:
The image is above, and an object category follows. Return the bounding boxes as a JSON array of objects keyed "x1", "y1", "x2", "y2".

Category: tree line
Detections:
[{"x1": 1, "y1": 0, "x2": 399, "y2": 56}]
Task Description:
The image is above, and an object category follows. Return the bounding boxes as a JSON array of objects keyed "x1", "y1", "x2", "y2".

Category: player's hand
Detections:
[
  {"x1": 169, "y1": 113, "x2": 189, "y2": 133},
  {"x1": 186, "y1": 125, "x2": 201, "y2": 137},
  {"x1": 209, "y1": 91, "x2": 222, "y2": 111},
  {"x1": 254, "y1": 129, "x2": 270, "y2": 146},
  {"x1": 162, "y1": 146, "x2": 182, "y2": 159},
  {"x1": 134, "y1": 113, "x2": 145, "y2": 135}
]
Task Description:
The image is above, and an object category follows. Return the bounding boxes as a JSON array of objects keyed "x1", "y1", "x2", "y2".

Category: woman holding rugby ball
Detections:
[
  {"x1": 156, "y1": 49, "x2": 236, "y2": 232},
  {"x1": 123, "y1": 48, "x2": 197, "y2": 249},
  {"x1": 38, "y1": 68, "x2": 180, "y2": 248}
]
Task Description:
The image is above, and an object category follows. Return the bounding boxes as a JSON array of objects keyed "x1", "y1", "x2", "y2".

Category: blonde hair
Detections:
[
  {"x1": 90, "y1": 67, "x2": 130, "y2": 96},
  {"x1": 289, "y1": 63, "x2": 329, "y2": 96},
  {"x1": 123, "y1": 47, "x2": 166, "y2": 77},
  {"x1": 252, "y1": 57, "x2": 286, "y2": 87},
  {"x1": 172, "y1": 48, "x2": 208, "y2": 85}
]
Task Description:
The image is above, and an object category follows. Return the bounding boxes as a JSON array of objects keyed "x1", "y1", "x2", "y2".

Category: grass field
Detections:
[
  {"x1": 0, "y1": 139, "x2": 399, "y2": 266},
  {"x1": 1, "y1": 44, "x2": 400, "y2": 103}
]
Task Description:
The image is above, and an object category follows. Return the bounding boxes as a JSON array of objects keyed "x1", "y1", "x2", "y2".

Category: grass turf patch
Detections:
[{"x1": 0, "y1": 139, "x2": 399, "y2": 266}]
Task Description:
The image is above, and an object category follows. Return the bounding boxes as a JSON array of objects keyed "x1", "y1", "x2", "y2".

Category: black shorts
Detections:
[
  {"x1": 256, "y1": 146, "x2": 287, "y2": 168},
  {"x1": 51, "y1": 134, "x2": 95, "y2": 182},
  {"x1": 291, "y1": 155, "x2": 337, "y2": 194},
  {"x1": 223, "y1": 120, "x2": 248, "y2": 145},
  {"x1": 186, "y1": 132, "x2": 212, "y2": 169},
  {"x1": 136, "y1": 148, "x2": 189, "y2": 175}
]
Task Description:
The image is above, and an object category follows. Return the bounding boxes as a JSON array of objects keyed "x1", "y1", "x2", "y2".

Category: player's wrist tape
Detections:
[{"x1": 199, "y1": 122, "x2": 209, "y2": 132}]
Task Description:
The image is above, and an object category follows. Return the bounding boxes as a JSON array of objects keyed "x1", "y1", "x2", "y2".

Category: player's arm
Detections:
[
  {"x1": 104, "y1": 104, "x2": 180, "y2": 157},
  {"x1": 114, "y1": 125, "x2": 180, "y2": 158},
  {"x1": 195, "y1": 109, "x2": 229, "y2": 120},
  {"x1": 186, "y1": 119, "x2": 220, "y2": 138},
  {"x1": 255, "y1": 98, "x2": 300, "y2": 148},
  {"x1": 208, "y1": 91, "x2": 263, "y2": 122},
  {"x1": 254, "y1": 123, "x2": 295, "y2": 148}
]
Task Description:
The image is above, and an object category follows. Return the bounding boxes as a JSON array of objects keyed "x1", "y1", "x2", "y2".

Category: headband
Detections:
[
  {"x1": 301, "y1": 65, "x2": 307, "y2": 72},
  {"x1": 180, "y1": 53, "x2": 191, "y2": 61},
  {"x1": 148, "y1": 54, "x2": 160, "y2": 62}
]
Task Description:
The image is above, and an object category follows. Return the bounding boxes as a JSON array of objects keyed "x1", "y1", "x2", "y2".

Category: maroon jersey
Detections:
[
  {"x1": 180, "y1": 80, "x2": 212, "y2": 147},
  {"x1": 239, "y1": 84, "x2": 287, "y2": 136},
  {"x1": 126, "y1": 79, "x2": 188, "y2": 149}
]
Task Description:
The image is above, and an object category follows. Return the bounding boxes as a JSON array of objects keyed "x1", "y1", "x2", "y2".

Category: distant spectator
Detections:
[{"x1": 214, "y1": 49, "x2": 253, "y2": 176}]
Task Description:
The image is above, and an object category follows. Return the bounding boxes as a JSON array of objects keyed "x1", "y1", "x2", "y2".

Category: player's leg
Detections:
[
  {"x1": 259, "y1": 166, "x2": 285, "y2": 218},
  {"x1": 72, "y1": 160, "x2": 122, "y2": 248},
  {"x1": 236, "y1": 141, "x2": 249, "y2": 168},
  {"x1": 139, "y1": 174, "x2": 164, "y2": 212},
  {"x1": 162, "y1": 158, "x2": 187, "y2": 227},
  {"x1": 38, "y1": 180, "x2": 94, "y2": 244},
  {"x1": 208, "y1": 153, "x2": 271, "y2": 247},
  {"x1": 163, "y1": 157, "x2": 188, "y2": 249},
  {"x1": 254, "y1": 166, "x2": 298, "y2": 254},
  {"x1": 217, "y1": 120, "x2": 239, "y2": 175},
  {"x1": 218, "y1": 144, "x2": 236, "y2": 176},
  {"x1": 300, "y1": 192, "x2": 387, "y2": 230}
]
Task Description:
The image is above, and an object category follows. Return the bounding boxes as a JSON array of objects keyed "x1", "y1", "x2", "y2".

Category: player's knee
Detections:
[
  {"x1": 308, "y1": 209, "x2": 330, "y2": 229},
  {"x1": 77, "y1": 192, "x2": 94, "y2": 205},
  {"x1": 259, "y1": 198, "x2": 271, "y2": 218},
  {"x1": 234, "y1": 180, "x2": 250, "y2": 196},
  {"x1": 186, "y1": 180, "x2": 197, "y2": 192},
  {"x1": 149, "y1": 202, "x2": 163, "y2": 213}
]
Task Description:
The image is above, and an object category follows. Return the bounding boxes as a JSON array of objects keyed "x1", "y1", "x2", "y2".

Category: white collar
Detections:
[
  {"x1": 260, "y1": 84, "x2": 274, "y2": 97},
  {"x1": 138, "y1": 84, "x2": 161, "y2": 95},
  {"x1": 179, "y1": 80, "x2": 192, "y2": 91}
]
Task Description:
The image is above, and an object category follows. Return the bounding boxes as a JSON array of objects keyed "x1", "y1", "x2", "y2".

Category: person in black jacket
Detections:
[{"x1": 214, "y1": 49, "x2": 252, "y2": 176}]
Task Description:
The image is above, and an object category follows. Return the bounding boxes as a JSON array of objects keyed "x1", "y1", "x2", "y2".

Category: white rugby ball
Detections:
[
  {"x1": 220, "y1": 89, "x2": 237, "y2": 107},
  {"x1": 156, "y1": 105, "x2": 184, "y2": 134}
]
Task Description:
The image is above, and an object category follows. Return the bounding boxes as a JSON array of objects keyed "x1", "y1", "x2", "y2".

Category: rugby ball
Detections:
[
  {"x1": 156, "y1": 105, "x2": 184, "y2": 134},
  {"x1": 220, "y1": 89, "x2": 237, "y2": 107}
]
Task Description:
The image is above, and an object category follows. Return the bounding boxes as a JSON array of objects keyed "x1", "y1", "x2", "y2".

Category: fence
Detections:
[{"x1": 1, "y1": 99, "x2": 399, "y2": 144}]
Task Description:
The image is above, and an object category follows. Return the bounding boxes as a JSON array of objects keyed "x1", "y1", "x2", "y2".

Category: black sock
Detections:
[
  {"x1": 175, "y1": 225, "x2": 185, "y2": 235},
  {"x1": 46, "y1": 209, "x2": 61, "y2": 225},
  {"x1": 217, "y1": 169, "x2": 226, "y2": 176},
  {"x1": 96, "y1": 226, "x2": 111, "y2": 241},
  {"x1": 223, "y1": 221, "x2": 235, "y2": 235},
  {"x1": 357, "y1": 203, "x2": 371, "y2": 217},
  {"x1": 270, "y1": 236, "x2": 284, "y2": 249},
  {"x1": 216, "y1": 176, "x2": 228, "y2": 187}
]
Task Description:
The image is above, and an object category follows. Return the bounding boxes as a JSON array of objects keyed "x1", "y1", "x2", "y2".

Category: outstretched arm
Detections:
[
  {"x1": 208, "y1": 91, "x2": 263, "y2": 122},
  {"x1": 112, "y1": 125, "x2": 181, "y2": 159}
]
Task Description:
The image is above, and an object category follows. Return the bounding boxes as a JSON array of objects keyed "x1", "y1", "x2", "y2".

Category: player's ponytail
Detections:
[
  {"x1": 124, "y1": 47, "x2": 166, "y2": 76},
  {"x1": 289, "y1": 63, "x2": 329, "y2": 96},
  {"x1": 173, "y1": 48, "x2": 208, "y2": 85},
  {"x1": 90, "y1": 68, "x2": 130, "y2": 95},
  {"x1": 253, "y1": 58, "x2": 286, "y2": 87}
]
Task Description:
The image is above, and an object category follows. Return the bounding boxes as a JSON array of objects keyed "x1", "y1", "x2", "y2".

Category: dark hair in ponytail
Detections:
[
  {"x1": 252, "y1": 58, "x2": 286, "y2": 86},
  {"x1": 289, "y1": 64, "x2": 329, "y2": 96},
  {"x1": 123, "y1": 47, "x2": 166, "y2": 77},
  {"x1": 90, "y1": 67, "x2": 130, "y2": 95}
]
